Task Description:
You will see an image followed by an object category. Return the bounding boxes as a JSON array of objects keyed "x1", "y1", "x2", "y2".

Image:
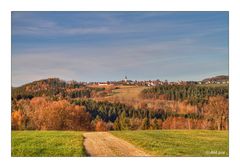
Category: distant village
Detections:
[{"x1": 66, "y1": 75, "x2": 229, "y2": 87}]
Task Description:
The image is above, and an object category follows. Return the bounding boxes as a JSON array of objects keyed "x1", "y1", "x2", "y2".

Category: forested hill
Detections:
[
  {"x1": 12, "y1": 78, "x2": 104, "y2": 100},
  {"x1": 202, "y1": 75, "x2": 229, "y2": 83},
  {"x1": 15, "y1": 78, "x2": 85, "y2": 90},
  {"x1": 12, "y1": 77, "x2": 229, "y2": 131}
]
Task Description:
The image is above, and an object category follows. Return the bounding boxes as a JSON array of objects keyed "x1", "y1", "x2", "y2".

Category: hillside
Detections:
[
  {"x1": 13, "y1": 78, "x2": 85, "y2": 93},
  {"x1": 202, "y1": 75, "x2": 229, "y2": 83},
  {"x1": 12, "y1": 78, "x2": 105, "y2": 100},
  {"x1": 12, "y1": 77, "x2": 229, "y2": 131}
]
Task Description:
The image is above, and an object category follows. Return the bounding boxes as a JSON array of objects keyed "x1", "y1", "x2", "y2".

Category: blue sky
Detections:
[{"x1": 12, "y1": 12, "x2": 228, "y2": 86}]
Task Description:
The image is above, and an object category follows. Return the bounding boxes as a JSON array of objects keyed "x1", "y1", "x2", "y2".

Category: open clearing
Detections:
[
  {"x1": 83, "y1": 132, "x2": 149, "y2": 156},
  {"x1": 95, "y1": 86, "x2": 146, "y2": 103},
  {"x1": 110, "y1": 86, "x2": 147, "y2": 100},
  {"x1": 12, "y1": 131, "x2": 85, "y2": 157},
  {"x1": 112, "y1": 130, "x2": 229, "y2": 156}
]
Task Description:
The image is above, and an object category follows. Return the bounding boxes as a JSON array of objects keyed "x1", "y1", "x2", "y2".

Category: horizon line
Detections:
[{"x1": 12, "y1": 74, "x2": 229, "y2": 87}]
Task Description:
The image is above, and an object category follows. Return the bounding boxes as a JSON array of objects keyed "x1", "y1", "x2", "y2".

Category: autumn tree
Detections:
[
  {"x1": 20, "y1": 97, "x2": 92, "y2": 130},
  {"x1": 95, "y1": 120, "x2": 107, "y2": 131},
  {"x1": 28, "y1": 98, "x2": 68, "y2": 130},
  {"x1": 93, "y1": 115, "x2": 107, "y2": 131},
  {"x1": 65, "y1": 105, "x2": 92, "y2": 131},
  {"x1": 204, "y1": 96, "x2": 228, "y2": 130},
  {"x1": 11, "y1": 111, "x2": 25, "y2": 130}
]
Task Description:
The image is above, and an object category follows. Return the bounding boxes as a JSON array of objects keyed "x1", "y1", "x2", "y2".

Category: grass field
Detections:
[
  {"x1": 94, "y1": 86, "x2": 148, "y2": 109},
  {"x1": 12, "y1": 131, "x2": 86, "y2": 157},
  {"x1": 12, "y1": 130, "x2": 228, "y2": 157},
  {"x1": 111, "y1": 130, "x2": 228, "y2": 156},
  {"x1": 110, "y1": 86, "x2": 147, "y2": 99},
  {"x1": 96, "y1": 86, "x2": 146, "y2": 100}
]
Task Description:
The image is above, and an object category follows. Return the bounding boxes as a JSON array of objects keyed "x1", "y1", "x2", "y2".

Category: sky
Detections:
[{"x1": 12, "y1": 12, "x2": 228, "y2": 86}]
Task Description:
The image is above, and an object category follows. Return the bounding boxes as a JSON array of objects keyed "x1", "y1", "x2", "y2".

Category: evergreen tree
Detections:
[
  {"x1": 151, "y1": 118, "x2": 159, "y2": 130},
  {"x1": 120, "y1": 111, "x2": 128, "y2": 130},
  {"x1": 141, "y1": 117, "x2": 150, "y2": 130},
  {"x1": 113, "y1": 117, "x2": 121, "y2": 130}
]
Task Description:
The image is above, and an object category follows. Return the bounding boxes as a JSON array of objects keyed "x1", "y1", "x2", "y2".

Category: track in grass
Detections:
[
  {"x1": 111, "y1": 130, "x2": 229, "y2": 156},
  {"x1": 12, "y1": 131, "x2": 86, "y2": 157},
  {"x1": 83, "y1": 132, "x2": 149, "y2": 156}
]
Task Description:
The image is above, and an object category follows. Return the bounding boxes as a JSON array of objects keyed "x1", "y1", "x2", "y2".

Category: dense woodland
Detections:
[
  {"x1": 141, "y1": 85, "x2": 228, "y2": 105},
  {"x1": 12, "y1": 78, "x2": 229, "y2": 131}
]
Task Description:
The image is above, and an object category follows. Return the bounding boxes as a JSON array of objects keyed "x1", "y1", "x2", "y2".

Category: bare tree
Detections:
[{"x1": 204, "y1": 96, "x2": 228, "y2": 130}]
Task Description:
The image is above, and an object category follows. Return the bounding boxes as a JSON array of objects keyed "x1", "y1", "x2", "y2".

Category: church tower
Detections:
[{"x1": 124, "y1": 76, "x2": 127, "y2": 82}]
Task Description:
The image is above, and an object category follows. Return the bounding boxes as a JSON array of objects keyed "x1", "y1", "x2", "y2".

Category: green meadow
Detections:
[
  {"x1": 12, "y1": 131, "x2": 85, "y2": 157},
  {"x1": 12, "y1": 130, "x2": 228, "y2": 157},
  {"x1": 111, "y1": 130, "x2": 228, "y2": 156}
]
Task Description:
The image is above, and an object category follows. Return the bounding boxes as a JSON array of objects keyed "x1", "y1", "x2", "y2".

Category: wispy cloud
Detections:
[
  {"x1": 12, "y1": 12, "x2": 228, "y2": 86},
  {"x1": 12, "y1": 37, "x2": 228, "y2": 86},
  {"x1": 12, "y1": 12, "x2": 227, "y2": 37}
]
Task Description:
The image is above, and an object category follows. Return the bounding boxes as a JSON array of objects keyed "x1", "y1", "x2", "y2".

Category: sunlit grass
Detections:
[
  {"x1": 12, "y1": 131, "x2": 86, "y2": 157},
  {"x1": 111, "y1": 130, "x2": 228, "y2": 156}
]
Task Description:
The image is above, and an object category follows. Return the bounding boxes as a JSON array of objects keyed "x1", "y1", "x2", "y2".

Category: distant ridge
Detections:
[
  {"x1": 201, "y1": 75, "x2": 229, "y2": 83},
  {"x1": 13, "y1": 75, "x2": 228, "y2": 91}
]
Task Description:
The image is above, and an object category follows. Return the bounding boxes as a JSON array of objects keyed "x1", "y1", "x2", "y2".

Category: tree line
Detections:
[
  {"x1": 141, "y1": 84, "x2": 228, "y2": 105},
  {"x1": 73, "y1": 99, "x2": 203, "y2": 122},
  {"x1": 12, "y1": 96, "x2": 228, "y2": 131}
]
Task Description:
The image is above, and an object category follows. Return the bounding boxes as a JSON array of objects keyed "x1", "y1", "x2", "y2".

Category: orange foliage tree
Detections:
[
  {"x1": 11, "y1": 111, "x2": 25, "y2": 130},
  {"x1": 12, "y1": 97, "x2": 92, "y2": 131},
  {"x1": 204, "y1": 96, "x2": 228, "y2": 130}
]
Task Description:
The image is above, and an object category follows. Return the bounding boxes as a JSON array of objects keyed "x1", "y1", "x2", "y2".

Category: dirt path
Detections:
[{"x1": 83, "y1": 132, "x2": 150, "y2": 156}]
